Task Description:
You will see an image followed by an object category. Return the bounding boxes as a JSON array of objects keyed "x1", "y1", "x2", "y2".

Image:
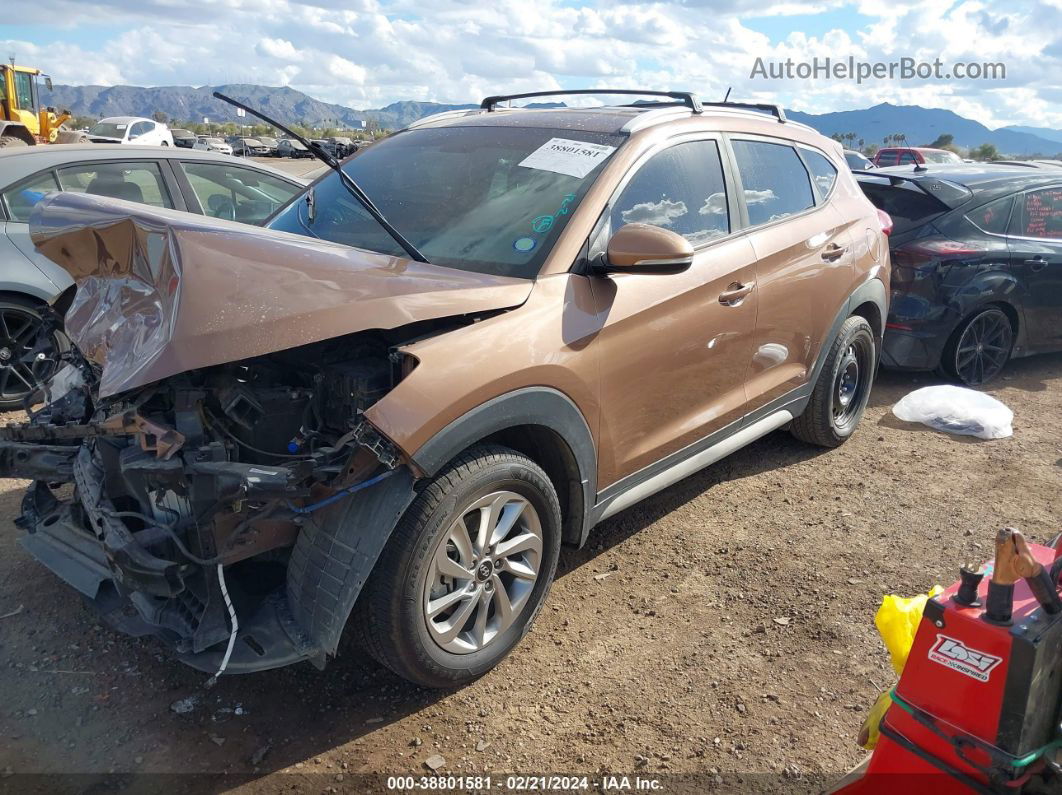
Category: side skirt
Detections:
[{"x1": 592, "y1": 406, "x2": 796, "y2": 524}]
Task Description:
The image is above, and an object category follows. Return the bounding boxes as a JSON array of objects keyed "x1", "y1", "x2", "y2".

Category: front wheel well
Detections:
[{"x1": 480, "y1": 425, "x2": 584, "y2": 546}]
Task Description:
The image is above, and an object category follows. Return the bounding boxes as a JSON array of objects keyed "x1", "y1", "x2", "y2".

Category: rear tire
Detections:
[
  {"x1": 356, "y1": 444, "x2": 561, "y2": 688},
  {"x1": 790, "y1": 315, "x2": 876, "y2": 448},
  {"x1": 941, "y1": 307, "x2": 1013, "y2": 386}
]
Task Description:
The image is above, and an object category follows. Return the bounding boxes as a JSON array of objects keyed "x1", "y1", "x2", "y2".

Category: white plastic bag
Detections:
[{"x1": 892, "y1": 385, "x2": 1013, "y2": 440}]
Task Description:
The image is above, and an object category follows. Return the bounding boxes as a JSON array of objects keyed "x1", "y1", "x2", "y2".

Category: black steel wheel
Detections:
[
  {"x1": 0, "y1": 298, "x2": 64, "y2": 410},
  {"x1": 944, "y1": 307, "x2": 1013, "y2": 387},
  {"x1": 790, "y1": 315, "x2": 876, "y2": 448}
]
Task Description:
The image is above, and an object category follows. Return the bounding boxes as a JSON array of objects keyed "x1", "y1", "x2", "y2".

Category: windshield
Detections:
[
  {"x1": 923, "y1": 150, "x2": 962, "y2": 164},
  {"x1": 205, "y1": 138, "x2": 224, "y2": 144},
  {"x1": 268, "y1": 126, "x2": 623, "y2": 278},
  {"x1": 259, "y1": 137, "x2": 278, "y2": 146},
  {"x1": 89, "y1": 122, "x2": 128, "y2": 138}
]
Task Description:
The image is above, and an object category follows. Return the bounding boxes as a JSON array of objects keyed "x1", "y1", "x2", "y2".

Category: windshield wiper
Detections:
[{"x1": 212, "y1": 91, "x2": 429, "y2": 263}]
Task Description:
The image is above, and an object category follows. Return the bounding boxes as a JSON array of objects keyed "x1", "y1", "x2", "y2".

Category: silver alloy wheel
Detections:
[{"x1": 423, "y1": 490, "x2": 543, "y2": 654}]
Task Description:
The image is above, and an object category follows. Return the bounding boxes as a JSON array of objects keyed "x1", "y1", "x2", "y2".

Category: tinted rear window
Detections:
[
  {"x1": 732, "y1": 140, "x2": 815, "y2": 225},
  {"x1": 859, "y1": 182, "x2": 949, "y2": 235}
]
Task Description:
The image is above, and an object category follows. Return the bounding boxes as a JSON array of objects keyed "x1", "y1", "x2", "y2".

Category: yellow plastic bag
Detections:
[{"x1": 859, "y1": 585, "x2": 943, "y2": 750}]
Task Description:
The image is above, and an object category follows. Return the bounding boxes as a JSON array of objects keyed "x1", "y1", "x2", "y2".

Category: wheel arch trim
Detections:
[{"x1": 410, "y1": 387, "x2": 597, "y2": 547}]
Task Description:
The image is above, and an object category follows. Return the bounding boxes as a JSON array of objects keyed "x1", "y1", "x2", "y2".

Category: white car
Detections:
[
  {"x1": 193, "y1": 136, "x2": 234, "y2": 156},
  {"x1": 86, "y1": 116, "x2": 174, "y2": 147}
]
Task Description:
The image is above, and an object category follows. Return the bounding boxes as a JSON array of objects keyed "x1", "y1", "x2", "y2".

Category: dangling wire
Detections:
[{"x1": 206, "y1": 563, "x2": 238, "y2": 687}]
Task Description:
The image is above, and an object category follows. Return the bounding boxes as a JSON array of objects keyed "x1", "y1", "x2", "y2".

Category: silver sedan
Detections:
[{"x1": 0, "y1": 144, "x2": 306, "y2": 408}]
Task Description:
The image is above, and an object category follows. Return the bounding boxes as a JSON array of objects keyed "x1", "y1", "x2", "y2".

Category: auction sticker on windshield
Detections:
[{"x1": 519, "y1": 138, "x2": 617, "y2": 178}]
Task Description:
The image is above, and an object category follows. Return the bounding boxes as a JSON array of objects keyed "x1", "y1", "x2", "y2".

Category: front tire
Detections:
[
  {"x1": 790, "y1": 315, "x2": 876, "y2": 448},
  {"x1": 0, "y1": 297, "x2": 66, "y2": 411},
  {"x1": 357, "y1": 444, "x2": 562, "y2": 688}
]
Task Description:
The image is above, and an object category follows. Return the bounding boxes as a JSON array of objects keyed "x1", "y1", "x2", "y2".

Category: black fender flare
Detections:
[
  {"x1": 811, "y1": 277, "x2": 888, "y2": 386},
  {"x1": 411, "y1": 387, "x2": 598, "y2": 547},
  {"x1": 286, "y1": 388, "x2": 598, "y2": 655}
]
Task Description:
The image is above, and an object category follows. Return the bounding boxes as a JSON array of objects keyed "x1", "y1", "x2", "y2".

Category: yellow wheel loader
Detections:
[{"x1": 0, "y1": 63, "x2": 86, "y2": 147}]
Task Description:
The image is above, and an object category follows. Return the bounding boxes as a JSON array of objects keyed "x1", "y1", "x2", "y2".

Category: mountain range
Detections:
[{"x1": 40, "y1": 83, "x2": 1062, "y2": 156}]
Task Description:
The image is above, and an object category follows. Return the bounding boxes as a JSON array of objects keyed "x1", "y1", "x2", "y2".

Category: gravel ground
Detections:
[{"x1": 1, "y1": 354, "x2": 1060, "y2": 793}]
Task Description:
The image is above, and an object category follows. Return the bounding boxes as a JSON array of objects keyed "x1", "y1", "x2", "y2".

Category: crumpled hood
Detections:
[{"x1": 30, "y1": 191, "x2": 533, "y2": 398}]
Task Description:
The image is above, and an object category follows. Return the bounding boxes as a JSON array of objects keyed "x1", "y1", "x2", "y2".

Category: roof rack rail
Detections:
[
  {"x1": 700, "y1": 101, "x2": 787, "y2": 124},
  {"x1": 480, "y1": 89, "x2": 702, "y2": 114}
]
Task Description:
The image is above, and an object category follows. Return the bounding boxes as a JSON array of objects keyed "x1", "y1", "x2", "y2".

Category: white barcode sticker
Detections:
[{"x1": 518, "y1": 138, "x2": 616, "y2": 179}]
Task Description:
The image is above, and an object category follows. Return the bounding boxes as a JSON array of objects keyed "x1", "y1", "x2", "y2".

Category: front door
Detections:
[
  {"x1": 1008, "y1": 185, "x2": 1062, "y2": 351},
  {"x1": 590, "y1": 138, "x2": 758, "y2": 488}
]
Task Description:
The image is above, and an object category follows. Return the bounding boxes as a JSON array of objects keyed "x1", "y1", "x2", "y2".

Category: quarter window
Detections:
[
  {"x1": 731, "y1": 140, "x2": 815, "y2": 226},
  {"x1": 966, "y1": 196, "x2": 1012, "y2": 235},
  {"x1": 802, "y1": 150, "x2": 838, "y2": 200},
  {"x1": 611, "y1": 140, "x2": 730, "y2": 247},
  {"x1": 1014, "y1": 188, "x2": 1062, "y2": 240},
  {"x1": 57, "y1": 161, "x2": 173, "y2": 208},
  {"x1": 2, "y1": 170, "x2": 60, "y2": 222}
]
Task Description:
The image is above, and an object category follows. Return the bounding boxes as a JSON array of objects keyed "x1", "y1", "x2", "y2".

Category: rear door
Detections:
[
  {"x1": 1007, "y1": 185, "x2": 1062, "y2": 350},
  {"x1": 728, "y1": 136, "x2": 853, "y2": 412}
]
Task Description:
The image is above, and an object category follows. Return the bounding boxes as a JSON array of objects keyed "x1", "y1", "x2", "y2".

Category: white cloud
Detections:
[{"x1": 4, "y1": 0, "x2": 1060, "y2": 128}]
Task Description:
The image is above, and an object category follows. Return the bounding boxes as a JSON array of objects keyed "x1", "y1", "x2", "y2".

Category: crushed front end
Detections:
[{"x1": 2, "y1": 334, "x2": 415, "y2": 674}]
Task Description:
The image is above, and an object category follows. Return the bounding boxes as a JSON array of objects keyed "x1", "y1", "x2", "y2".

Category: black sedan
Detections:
[{"x1": 856, "y1": 165, "x2": 1062, "y2": 385}]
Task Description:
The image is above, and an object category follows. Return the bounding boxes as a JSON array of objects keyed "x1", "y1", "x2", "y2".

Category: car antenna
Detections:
[
  {"x1": 212, "y1": 91, "x2": 429, "y2": 264},
  {"x1": 723, "y1": 87, "x2": 732, "y2": 102}
]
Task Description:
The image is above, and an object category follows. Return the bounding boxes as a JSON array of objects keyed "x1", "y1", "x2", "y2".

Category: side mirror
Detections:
[{"x1": 595, "y1": 223, "x2": 694, "y2": 276}]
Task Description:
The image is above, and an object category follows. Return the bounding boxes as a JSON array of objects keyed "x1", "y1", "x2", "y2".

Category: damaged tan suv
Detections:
[{"x1": 2, "y1": 90, "x2": 889, "y2": 687}]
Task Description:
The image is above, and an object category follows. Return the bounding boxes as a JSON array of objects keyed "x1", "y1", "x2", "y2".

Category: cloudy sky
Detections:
[{"x1": 3, "y1": 0, "x2": 1061, "y2": 128}]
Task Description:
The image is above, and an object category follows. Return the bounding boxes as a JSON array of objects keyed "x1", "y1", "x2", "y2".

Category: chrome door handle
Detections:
[
  {"x1": 718, "y1": 281, "x2": 755, "y2": 306},
  {"x1": 822, "y1": 243, "x2": 847, "y2": 262},
  {"x1": 1025, "y1": 257, "x2": 1049, "y2": 272}
]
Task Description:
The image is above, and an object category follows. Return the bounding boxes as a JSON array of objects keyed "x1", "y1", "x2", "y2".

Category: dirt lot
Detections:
[{"x1": 1, "y1": 355, "x2": 1060, "y2": 793}]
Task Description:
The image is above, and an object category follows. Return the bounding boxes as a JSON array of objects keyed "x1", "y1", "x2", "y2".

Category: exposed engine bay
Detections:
[
  {"x1": 0, "y1": 316, "x2": 434, "y2": 674},
  {"x1": 0, "y1": 189, "x2": 536, "y2": 675}
]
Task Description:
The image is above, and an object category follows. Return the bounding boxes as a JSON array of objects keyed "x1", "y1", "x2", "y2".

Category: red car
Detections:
[{"x1": 873, "y1": 146, "x2": 962, "y2": 166}]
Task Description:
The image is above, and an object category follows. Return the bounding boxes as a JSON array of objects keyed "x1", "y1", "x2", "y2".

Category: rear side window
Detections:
[
  {"x1": 611, "y1": 140, "x2": 730, "y2": 246},
  {"x1": 802, "y1": 150, "x2": 838, "y2": 200},
  {"x1": 898, "y1": 151, "x2": 918, "y2": 165},
  {"x1": 2, "y1": 170, "x2": 60, "y2": 221},
  {"x1": 966, "y1": 196, "x2": 1012, "y2": 235},
  {"x1": 57, "y1": 161, "x2": 173, "y2": 208},
  {"x1": 732, "y1": 140, "x2": 815, "y2": 226},
  {"x1": 1013, "y1": 187, "x2": 1062, "y2": 240}
]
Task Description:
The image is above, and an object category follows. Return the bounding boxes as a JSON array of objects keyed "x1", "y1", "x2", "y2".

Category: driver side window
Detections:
[{"x1": 611, "y1": 140, "x2": 730, "y2": 248}]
